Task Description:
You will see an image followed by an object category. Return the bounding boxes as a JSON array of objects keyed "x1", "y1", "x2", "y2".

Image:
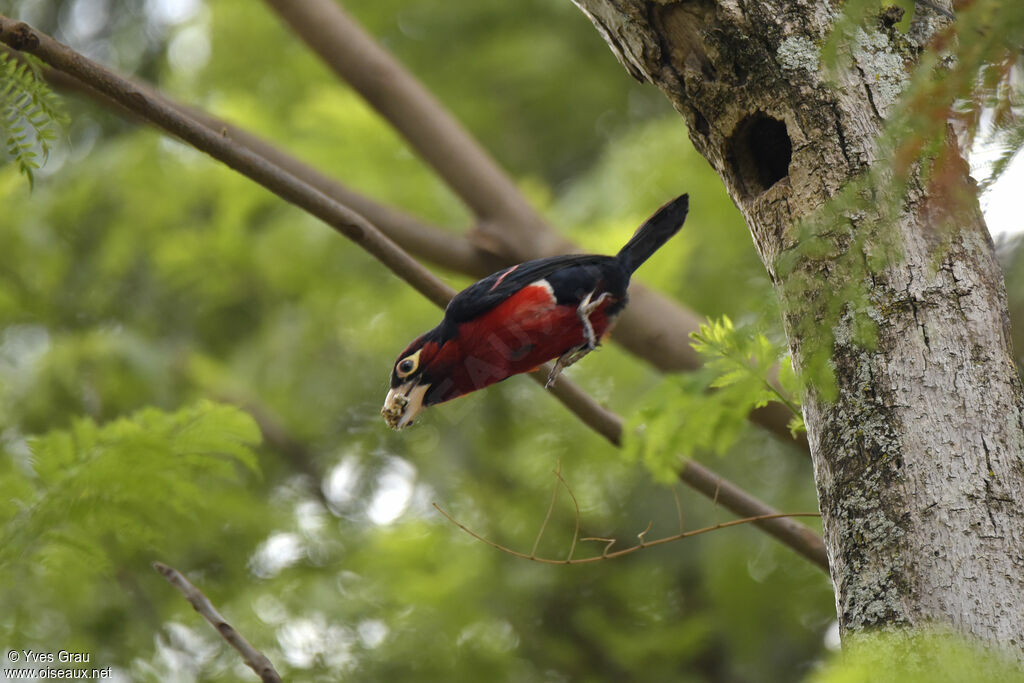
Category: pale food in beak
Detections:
[{"x1": 381, "y1": 383, "x2": 428, "y2": 430}]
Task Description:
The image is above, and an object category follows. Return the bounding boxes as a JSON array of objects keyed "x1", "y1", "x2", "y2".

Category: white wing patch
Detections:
[{"x1": 528, "y1": 278, "x2": 555, "y2": 302}]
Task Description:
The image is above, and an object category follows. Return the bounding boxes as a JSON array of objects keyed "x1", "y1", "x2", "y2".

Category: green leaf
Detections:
[{"x1": 0, "y1": 51, "x2": 68, "y2": 189}]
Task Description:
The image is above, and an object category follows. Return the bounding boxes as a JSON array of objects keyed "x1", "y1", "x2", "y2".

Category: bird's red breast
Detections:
[{"x1": 422, "y1": 280, "x2": 620, "y2": 403}]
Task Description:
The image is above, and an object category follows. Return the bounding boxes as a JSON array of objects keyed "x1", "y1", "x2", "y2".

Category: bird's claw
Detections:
[
  {"x1": 545, "y1": 353, "x2": 570, "y2": 388},
  {"x1": 578, "y1": 289, "x2": 610, "y2": 351},
  {"x1": 545, "y1": 345, "x2": 595, "y2": 388},
  {"x1": 545, "y1": 290, "x2": 610, "y2": 389}
]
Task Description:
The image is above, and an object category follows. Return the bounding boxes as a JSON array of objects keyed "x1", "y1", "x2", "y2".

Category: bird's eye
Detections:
[{"x1": 396, "y1": 351, "x2": 421, "y2": 378}]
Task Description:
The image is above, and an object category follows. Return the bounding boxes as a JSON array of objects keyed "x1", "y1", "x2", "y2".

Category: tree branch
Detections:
[
  {"x1": 0, "y1": 16, "x2": 825, "y2": 570},
  {"x1": 259, "y1": 0, "x2": 790, "y2": 430},
  {"x1": 153, "y1": 562, "x2": 282, "y2": 683},
  {"x1": 262, "y1": 0, "x2": 558, "y2": 248}
]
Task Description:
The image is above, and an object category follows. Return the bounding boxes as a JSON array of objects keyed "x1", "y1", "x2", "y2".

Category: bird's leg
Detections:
[
  {"x1": 545, "y1": 290, "x2": 611, "y2": 388},
  {"x1": 577, "y1": 290, "x2": 611, "y2": 350}
]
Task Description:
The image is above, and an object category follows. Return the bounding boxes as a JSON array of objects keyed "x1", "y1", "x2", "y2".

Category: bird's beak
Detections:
[{"x1": 382, "y1": 381, "x2": 429, "y2": 430}]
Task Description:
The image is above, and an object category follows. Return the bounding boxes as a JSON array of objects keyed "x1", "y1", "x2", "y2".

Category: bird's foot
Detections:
[
  {"x1": 545, "y1": 291, "x2": 611, "y2": 389},
  {"x1": 545, "y1": 345, "x2": 594, "y2": 388},
  {"x1": 548, "y1": 290, "x2": 610, "y2": 389},
  {"x1": 577, "y1": 290, "x2": 611, "y2": 350}
]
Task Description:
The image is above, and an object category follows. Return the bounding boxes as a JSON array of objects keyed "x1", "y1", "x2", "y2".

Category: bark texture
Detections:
[{"x1": 573, "y1": 0, "x2": 1024, "y2": 652}]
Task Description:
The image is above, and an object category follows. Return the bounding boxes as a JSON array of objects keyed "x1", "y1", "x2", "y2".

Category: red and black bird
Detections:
[{"x1": 382, "y1": 194, "x2": 689, "y2": 429}]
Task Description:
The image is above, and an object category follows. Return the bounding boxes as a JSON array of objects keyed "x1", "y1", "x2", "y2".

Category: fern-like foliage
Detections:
[
  {"x1": 0, "y1": 401, "x2": 261, "y2": 583},
  {"x1": 0, "y1": 50, "x2": 68, "y2": 188},
  {"x1": 626, "y1": 317, "x2": 803, "y2": 482},
  {"x1": 690, "y1": 316, "x2": 805, "y2": 434}
]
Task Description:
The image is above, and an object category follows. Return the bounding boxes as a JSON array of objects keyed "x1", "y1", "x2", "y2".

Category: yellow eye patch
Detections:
[{"x1": 396, "y1": 349, "x2": 422, "y2": 378}]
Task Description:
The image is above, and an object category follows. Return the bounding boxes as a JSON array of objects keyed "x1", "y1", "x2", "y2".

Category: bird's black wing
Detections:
[{"x1": 444, "y1": 254, "x2": 616, "y2": 324}]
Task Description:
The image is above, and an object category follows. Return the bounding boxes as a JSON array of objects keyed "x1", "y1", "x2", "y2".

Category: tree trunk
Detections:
[{"x1": 573, "y1": 0, "x2": 1024, "y2": 653}]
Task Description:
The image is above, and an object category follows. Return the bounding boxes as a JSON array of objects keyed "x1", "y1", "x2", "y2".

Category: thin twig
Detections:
[
  {"x1": 434, "y1": 503, "x2": 820, "y2": 565},
  {"x1": 531, "y1": 461, "x2": 563, "y2": 558},
  {"x1": 552, "y1": 465, "x2": 583, "y2": 561},
  {"x1": 0, "y1": 16, "x2": 827, "y2": 570},
  {"x1": 153, "y1": 562, "x2": 282, "y2": 683},
  {"x1": 637, "y1": 520, "x2": 654, "y2": 546},
  {"x1": 764, "y1": 379, "x2": 801, "y2": 417},
  {"x1": 673, "y1": 486, "x2": 685, "y2": 535}
]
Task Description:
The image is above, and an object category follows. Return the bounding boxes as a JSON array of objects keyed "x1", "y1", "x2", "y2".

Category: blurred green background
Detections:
[{"x1": 0, "y1": 0, "x2": 836, "y2": 680}]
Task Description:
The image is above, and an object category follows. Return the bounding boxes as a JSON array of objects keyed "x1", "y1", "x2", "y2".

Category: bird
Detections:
[{"x1": 382, "y1": 194, "x2": 689, "y2": 430}]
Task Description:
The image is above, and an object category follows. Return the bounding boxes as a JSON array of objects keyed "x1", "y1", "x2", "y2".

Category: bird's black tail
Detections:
[{"x1": 616, "y1": 194, "x2": 689, "y2": 274}]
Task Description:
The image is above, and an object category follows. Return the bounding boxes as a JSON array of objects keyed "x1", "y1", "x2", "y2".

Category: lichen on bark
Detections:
[{"x1": 777, "y1": 36, "x2": 820, "y2": 75}]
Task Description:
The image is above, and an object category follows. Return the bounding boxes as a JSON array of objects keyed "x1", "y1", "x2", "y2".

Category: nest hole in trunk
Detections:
[{"x1": 727, "y1": 112, "x2": 792, "y2": 198}]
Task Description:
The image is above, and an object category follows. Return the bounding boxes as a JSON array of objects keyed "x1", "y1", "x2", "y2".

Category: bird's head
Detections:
[{"x1": 381, "y1": 329, "x2": 458, "y2": 430}]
